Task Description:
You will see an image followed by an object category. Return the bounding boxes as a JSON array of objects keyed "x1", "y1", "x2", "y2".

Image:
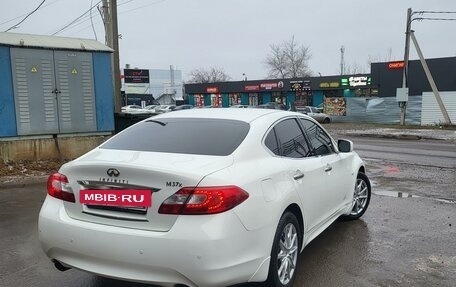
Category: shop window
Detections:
[
  {"x1": 229, "y1": 93, "x2": 240, "y2": 106},
  {"x1": 249, "y1": 93, "x2": 258, "y2": 106},
  {"x1": 194, "y1": 94, "x2": 204, "y2": 107},
  {"x1": 272, "y1": 92, "x2": 286, "y2": 106},
  {"x1": 210, "y1": 94, "x2": 222, "y2": 107},
  {"x1": 355, "y1": 88, "x2": 375, "y2": 97}
]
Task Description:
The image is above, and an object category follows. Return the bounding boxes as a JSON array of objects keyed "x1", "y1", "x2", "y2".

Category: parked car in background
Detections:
[
  {"x1": 296, "y1": 106, "x2": 331, "y2": 123},
  {"x1": 138, "y1": 105, "x2": 159, "y2": 114},
  {"x1": 229, "y1": 104, "x2": 249, "y2": 108},
  {"x1": 174, "y1": 104, "x2": 193, "y2": 111},
  {"x1": 39, "y1": 109, "x2": 370, "y2": 287},
  {"x1": 257, "y1": 102, "x2": 286, "y2": 110},
  {"x1": 121, "y1": 105, "x2": 143, "y2": 114},
  {"x1": 155, "y1": 105, "x2": 176, "y2": 113}
]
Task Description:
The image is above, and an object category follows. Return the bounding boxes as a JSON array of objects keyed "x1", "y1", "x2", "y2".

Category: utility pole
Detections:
[
  {"x1": 101, "y1": 0, "x2": 111, "y2": 46},
  {"x1": 340, "y1": 45, "x2": 345, "y2": 75},
  {"x1": 110, "y1": 0, "x2": 121, "y2": 113},
  {"x1": 102, "y1": 0, "x2": 122, "y2": 113},
  {"x1": 410, "y1": 31, "x2": 452, "y2": 125},
  {"x1": 400, "y1": 8, "x2": 412, "y2": 126}
]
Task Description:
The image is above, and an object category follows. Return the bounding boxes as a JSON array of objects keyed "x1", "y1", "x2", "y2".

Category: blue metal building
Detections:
[{"x1": 0, "y1": 32, "x2": 114, "y2": 138}]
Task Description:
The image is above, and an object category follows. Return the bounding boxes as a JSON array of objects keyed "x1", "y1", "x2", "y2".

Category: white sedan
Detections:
[
  {"x1": 121, "y1": 105, "x2": 145, "y2": 114},
  {"x1": 39, "y1": 109, "x2": 371, "y2": 287}
]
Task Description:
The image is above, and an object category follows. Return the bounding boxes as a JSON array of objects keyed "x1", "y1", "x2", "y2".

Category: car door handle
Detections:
[
  {"x1": 293, "y1": 171, "x2": 305, "y2": 180},
  {"x1": 325, "y1": 165, "x2": 333, "y2": 172}
]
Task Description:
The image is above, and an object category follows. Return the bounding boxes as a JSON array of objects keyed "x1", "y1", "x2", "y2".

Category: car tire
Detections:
[
  {"x1": 265, "y1": 212, "x2": 301, "y2": 287},
  {"x1": 323, "y1": 117, "x2": 331, "y2": 124},
  {"x1": 341, "y1": 172, "x2": 371, "y2": 220}
]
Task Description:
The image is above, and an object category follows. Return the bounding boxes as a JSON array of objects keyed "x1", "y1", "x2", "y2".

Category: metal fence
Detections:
[{"x1": 330, "y1": 96, "x2": 422, "y2": 125}]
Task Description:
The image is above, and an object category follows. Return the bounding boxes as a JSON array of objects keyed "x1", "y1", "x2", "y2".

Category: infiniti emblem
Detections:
[{"x1": 107, "y1": 168, "x2": 120, "y2": 177}]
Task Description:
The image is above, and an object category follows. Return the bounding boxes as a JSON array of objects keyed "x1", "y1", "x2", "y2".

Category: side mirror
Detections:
[{"x1": 338, "y1": 139, "x2": 353, "y2": 153}]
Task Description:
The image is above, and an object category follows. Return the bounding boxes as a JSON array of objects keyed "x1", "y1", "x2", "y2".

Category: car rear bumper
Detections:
[{"x1": 38, "y1": 195, "x2": 272, "y2": 287}]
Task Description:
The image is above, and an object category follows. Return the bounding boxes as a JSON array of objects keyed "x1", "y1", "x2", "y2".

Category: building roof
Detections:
[{"x1": 0, "y1": 32, "x2": 113, "y2": 52}]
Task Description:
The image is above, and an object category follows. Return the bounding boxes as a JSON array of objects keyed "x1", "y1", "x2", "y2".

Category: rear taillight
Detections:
[
  {"x1": 158, "y1": 186, "x2": 249, "y2": 215},
  {"x1": 47, "y1": 172, "x2": 75, "y2": 203}
]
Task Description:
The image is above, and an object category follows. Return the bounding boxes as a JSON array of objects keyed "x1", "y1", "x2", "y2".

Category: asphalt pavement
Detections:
[
  {"x1": 1, "y1": 123, "x2": 455, "y2": 287},
  {"x1": 1, "y1": 183, "x2": 455, "y2": 287}
]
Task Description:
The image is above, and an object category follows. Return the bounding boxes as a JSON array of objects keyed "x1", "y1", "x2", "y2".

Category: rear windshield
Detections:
[{"x1": 101, "y1": 118, "x2": 250, "y2": 156}]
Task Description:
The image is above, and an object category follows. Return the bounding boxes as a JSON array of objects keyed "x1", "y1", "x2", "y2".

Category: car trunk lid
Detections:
[{"x1": 60, "y1": 149, "x2": 233, "y2": 232}]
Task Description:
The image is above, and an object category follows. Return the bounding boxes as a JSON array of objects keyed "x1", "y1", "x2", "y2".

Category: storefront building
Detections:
[
  {"x1": 185, "y1": 57, "x2": 456, "y2": 125},
  {"x1": 185, "y1": 74, "x2": 373, "y2": 110}
]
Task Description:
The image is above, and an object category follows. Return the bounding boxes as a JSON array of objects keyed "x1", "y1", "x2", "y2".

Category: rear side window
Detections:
[
  {"x1": 300, "y1": 119, "x2": 335, "y2": 156},
  {"x1": 264, "y1": 128, "x2": 280, "y2": 156},
  {"x1": 270, "y1": 118, "x2": 311, "y2": 158},
  {"x1": 102, "y1": 118, "x2": 250, "y2": 156}
]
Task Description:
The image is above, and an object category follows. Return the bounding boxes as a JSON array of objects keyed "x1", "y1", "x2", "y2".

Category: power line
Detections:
[
  {"x1": 4, "y1": 0, "x2": 47, "y2": 32},
  {"x1": 119, "y1": 0, "x2": 167, "y2": 15},
  {"x1": 90, "y1": 0, "x2": 98, "y2": 40},
  {"x1": 67, "y1": 0, "x2": 168, "y2": 36},
  {"x1": 415, "y1": 11, "x2": 456, "y2": 14},
  {"x1": 51, "y1": 0, "x2": 101, "y2": 35},
  {"x1": 0, "y1": 0, "x2": 61, "y2": 27},
  {"x1": 53, "y1": 13, "x2": 95, "y2": 34},
  {"x1": 413, "y1": 17, "x2": 456, "y2": 22},
  {"x1": 118, "y1": 0, "x2": 136, "y2": 6}
]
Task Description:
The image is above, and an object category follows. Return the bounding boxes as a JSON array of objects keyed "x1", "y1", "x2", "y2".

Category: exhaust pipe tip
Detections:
[{"x1": 52, "y1": 259, "x2": 71, "y2": 272}]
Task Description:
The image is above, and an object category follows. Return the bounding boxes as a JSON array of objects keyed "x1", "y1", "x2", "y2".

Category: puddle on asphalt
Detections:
[
  {"x1": 373, "y1": 190, "x2": 456, "y2": 204},
  {"x1": 374, "y1": 190, "x2": 418, "y2": 198}
]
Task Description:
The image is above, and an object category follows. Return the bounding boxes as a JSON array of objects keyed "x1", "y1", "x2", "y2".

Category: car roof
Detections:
[{"x1": 154, "y1": 107, "x2": 298, "y2": 123}]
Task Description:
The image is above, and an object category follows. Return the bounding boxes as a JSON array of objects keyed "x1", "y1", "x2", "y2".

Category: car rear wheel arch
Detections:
[
  {"x1": 265, "y1": 206, "x2": 303, "y2": 286},
  {"x1": 358, "y1": 165, "x2": 365, "y2": 174},
  {"x1": 283, "y1": 203, "x2": 304, "y2": 251}
]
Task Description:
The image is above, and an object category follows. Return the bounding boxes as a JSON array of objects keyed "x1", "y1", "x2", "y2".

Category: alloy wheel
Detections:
[
  {"x1": 277, "y1": 223, "x2": 298, "y2": 285},
  {"x1": 351, "y1": 178, "x2": 369, "y2": 216}
]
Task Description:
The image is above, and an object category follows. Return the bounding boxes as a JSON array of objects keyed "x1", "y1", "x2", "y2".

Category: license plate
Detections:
[{"x1": 80, "y1": 189, "x2": 151, "y2": 207}]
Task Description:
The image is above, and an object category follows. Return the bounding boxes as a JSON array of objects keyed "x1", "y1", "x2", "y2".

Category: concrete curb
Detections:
[
  {"x1": 343, "y1": 132, "x2": 448, "y2": 141},
  {"x1": 0, "y1": 175, "x2": 47, "y2": 189},
  {"x1": 345, "y1": 133, "x2": 421, "y2": 140}
]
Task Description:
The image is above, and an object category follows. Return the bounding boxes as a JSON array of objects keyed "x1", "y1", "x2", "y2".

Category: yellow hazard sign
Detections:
[
  {"x1": 31, "y1": 66, "x2": 38, "y2": 73},
  {"x1": 71, "y1": 68, "x2": 78, "y2": 75}
]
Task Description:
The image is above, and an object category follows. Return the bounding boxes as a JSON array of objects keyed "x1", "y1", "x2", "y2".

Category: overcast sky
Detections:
[{"x1": 1, "y1": 0, "x2": 455, "y2": 81}]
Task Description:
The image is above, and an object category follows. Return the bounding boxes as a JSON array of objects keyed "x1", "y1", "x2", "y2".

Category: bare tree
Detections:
[
  {"x1": 344, "y1": 62, "x2": 366, "y2": 74},
  {"x1": 265, "y1": 36, "x2": 312, "y2": 79},
  {"x1": 265, "y1": 44, "x2": 288, "y2": 78},
  {"x1": 187, "y1": 67, "x2": 231, "y2": 83},
  {"x1": 367, "y1": 48, "x2": 395, "y2": 67}
]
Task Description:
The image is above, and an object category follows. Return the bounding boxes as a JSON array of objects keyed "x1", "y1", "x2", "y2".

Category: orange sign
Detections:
[{"x1": 388, "y1": 61, "x2": 405, "y2": 69}]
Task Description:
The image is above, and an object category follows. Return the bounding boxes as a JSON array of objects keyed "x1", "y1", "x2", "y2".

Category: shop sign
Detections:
[
  {"x1": 245, "y1": 85, "x2": 260, "y2": 91},
  {"x1": 206, "y1": 87, "x2": 219, "y2": 93},
  {"x1": 319, "y1": 82, "x2": 340, "y2": 88},
  {"x1": 341, "y1": 76, "x2": 371, "y2": 87},
  {"x1": 124, "y1": 69, "x2": 150, "y2": 84},
  {"x1": 290, "y1": 80, "x2": 303, "y2": 91},
  {"x1": 388, "y1": 61, "x2": 405, "y2": 69},
  {"x1": 260, "y1": 82, "x2": 278, "y2": 90}
]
